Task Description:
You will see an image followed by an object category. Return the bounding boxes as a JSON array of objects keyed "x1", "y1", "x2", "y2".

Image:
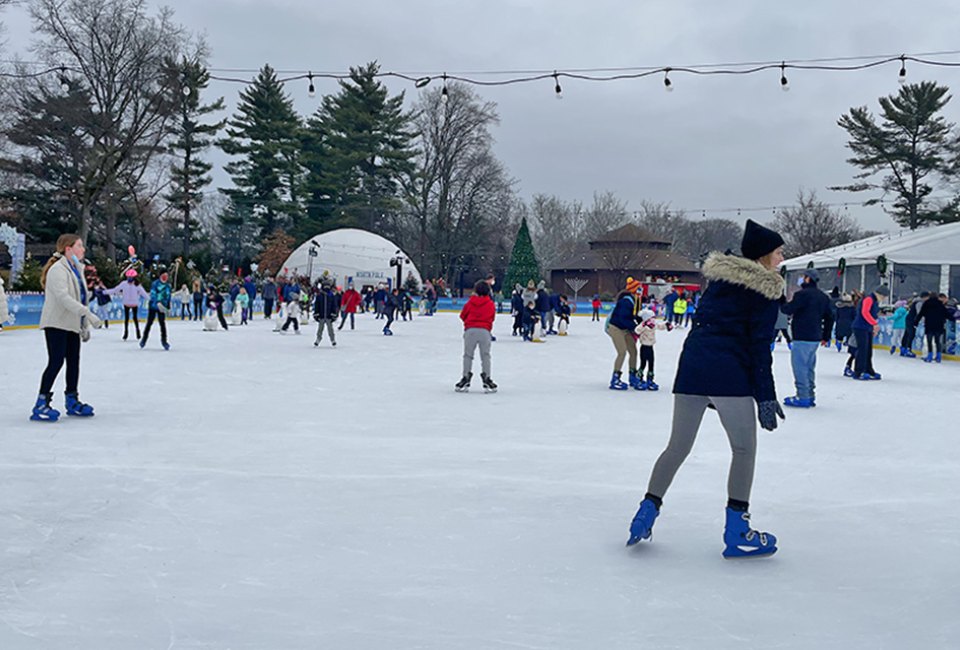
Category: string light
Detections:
[
  {"x1": 663, "y1": 67, "x2": 673, "y2": 92},
  {"x1": 441, "y1": 73, "x2": 449, "y2": 103},
  {"x1": 553, "y1": 71, "x2": 562, "y2": 99},
  {"x1": 59, "y1": 65, "x2": 70, "y2": 93},
  {"x1": 898, "y1": 55, "x2": 907, "y2": 84},
  {"x1": 780, "y1": 62, "x2": 789, "y2": 91},
  {"x1": 415, "y1": 76, "x2": 431, "y2": 88},
  {"x1": 307, "y1": 72, "x2": 316, "y2": 97}
]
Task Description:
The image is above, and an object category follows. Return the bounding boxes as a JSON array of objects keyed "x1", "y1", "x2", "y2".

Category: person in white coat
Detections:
[
  {"x1": 31, "y1": 234, "x2": 103, "y2": 422},
  {"x1": 0, "y1": 274, "x2": 10, "y2": 331}
]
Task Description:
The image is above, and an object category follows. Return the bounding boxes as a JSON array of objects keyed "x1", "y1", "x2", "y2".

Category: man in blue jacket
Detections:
[{"x1": 779, "y1": 269, "x2": 834, "y2": 407}]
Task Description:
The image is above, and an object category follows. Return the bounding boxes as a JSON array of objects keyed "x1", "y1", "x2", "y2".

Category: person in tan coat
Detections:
[{"x1": 32, "y1": 234, "x2": 102, "y2": 421}]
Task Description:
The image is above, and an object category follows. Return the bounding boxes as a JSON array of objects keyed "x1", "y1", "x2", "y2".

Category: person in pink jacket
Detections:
[{"x1": 105, "y1": 269, "x2": 149, "y2": 341}]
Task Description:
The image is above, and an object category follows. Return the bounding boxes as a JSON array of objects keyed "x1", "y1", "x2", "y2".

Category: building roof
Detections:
[
  {"x1": 781, "y1": 222, "x2": 960, "y2": 270},
  {"x1": 551, "y1": 248, "x2": 699, "y2": 273},
  {"x1": 590, "y1": 223, "x2": 671, "y2": 246},
  {"x1": 281, "y1": 228, "x2": 422, "y2": 286}
]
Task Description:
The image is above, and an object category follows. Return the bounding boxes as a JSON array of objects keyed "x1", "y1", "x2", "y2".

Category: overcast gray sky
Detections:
[{"x1": 5, "y1": 0, "x2": 960, "y2": 232}]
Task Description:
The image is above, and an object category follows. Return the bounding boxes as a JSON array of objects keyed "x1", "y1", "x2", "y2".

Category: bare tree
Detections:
[
  {"x1": 400, "y1": 82, "x2": 517, "y2": 280},
  {"x1": 28, "y1": 0, "x2": 188, "y2": 257},
  {"x1": 772, "y1": 189, "x2": 868, "y2": 257},
  {"x1": 527, "y1": 194, "x2": 584, "y2": 269},
  {"x1": 632, "y1": 200, "x2": 687, "y2": 245},
  {"x1": 583, "y1": 190, "x2": 630, "y2": 241},
  {"x1": 674, "y1": 218, "x2": 743, "y2": 263}
]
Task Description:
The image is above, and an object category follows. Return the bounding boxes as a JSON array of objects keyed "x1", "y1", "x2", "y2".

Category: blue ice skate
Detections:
[
  {"x1": 628, "y1": 370, "x2": 645, "y2": 390},
  {"x1": 783, "y1": 396, "x2": 815, "y2": 408},
  {"x1": 889, "y1": 345, "x2": 897, "y2": 355},
  {"x1": 900, "y1": 348, "x2": 916, "y2": 358},
  {"x1": 722, "y1": 508, "x2": 777, "y2": 559},
  {"x1": 162, "y1": 342, "x2": 170, "y2": 351},
  {"x1": 924, "y1": 353, "x2": 933, "y2": 363},
  {"x1": 626, "y1": 498, "x2": 659, "y2": 546},
  {"x1": 935, "y1": 352, "x2": 942, "y2": 363},
  {"x1": 836, "y1": 341, "x2": 842, "y2": 352},
  {"x1": 64, "y1": 393, "x2": 94, "y2": 417},
  {"x1": 30, "y1": 393, "x2": 60, "y2": 422},
  {"x1": 645, "y1": 374, "x2": 659, "y2": 391},
  {"x1": 609, "y1": 371, "x2": 628, "y2": 391},
  {"x1": 843, "y1": 367, "x2": 855, "y2": 378}
]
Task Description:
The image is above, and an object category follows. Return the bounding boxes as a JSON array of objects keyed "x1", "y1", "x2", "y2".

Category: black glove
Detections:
[{"x1": 757, "y1": 400, "x2": 785, "y2": 431}]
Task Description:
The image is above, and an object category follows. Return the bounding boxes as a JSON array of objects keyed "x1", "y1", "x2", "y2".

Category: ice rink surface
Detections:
[{"x1": 1, "y1": 312, "x2": 957, "y2": 649}]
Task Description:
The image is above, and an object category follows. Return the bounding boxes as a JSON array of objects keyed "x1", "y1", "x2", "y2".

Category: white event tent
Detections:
[
  {"x1": 280, "y1": 228, "x2": 422, "y2": 291},
  {"x1": 780, "y1": 222, "x2": 960, "y2": 298}
]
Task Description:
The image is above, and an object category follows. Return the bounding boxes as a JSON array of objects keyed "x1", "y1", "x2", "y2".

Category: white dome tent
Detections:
[{"x1": 280, "y1": 228, "x2": 423, "y2": 291}]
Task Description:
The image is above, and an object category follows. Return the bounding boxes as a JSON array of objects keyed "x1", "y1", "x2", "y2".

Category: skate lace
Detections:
[{"x1": 741, "y1": 513, "x2": 768, "y2": 546}]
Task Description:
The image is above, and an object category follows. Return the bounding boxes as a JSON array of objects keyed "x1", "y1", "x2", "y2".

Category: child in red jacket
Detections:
[{"x1": 456, "y1": 280, "x2": 497, "y2": 393}]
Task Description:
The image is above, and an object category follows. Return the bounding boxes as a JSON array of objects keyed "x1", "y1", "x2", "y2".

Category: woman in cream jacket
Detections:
[{"x1": 32, "y1": 234, "x2": 102, "y2": 421}]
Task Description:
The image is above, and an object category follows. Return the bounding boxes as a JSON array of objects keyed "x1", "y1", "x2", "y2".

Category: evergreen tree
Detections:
[
  {"x1": 834, "y1": 81, "x2": 960, "y2": 229},
  {"x1": 301, "y1": 62, "x2": 417, "y2": 235},
  {"x1": 503, "y1": 217, "x2": 541, "y2": 292},
  {"x1": 220, "y1": 64, "x2": 302, "y2": 238},
  {"x1": 164, "y1": 57, "x2": 226, "y2": 256}
]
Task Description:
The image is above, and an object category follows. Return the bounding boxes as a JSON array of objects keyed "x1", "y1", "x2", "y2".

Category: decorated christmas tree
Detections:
[{"x1": 503, "y1": 218, "x2": 541, "y2": 292}]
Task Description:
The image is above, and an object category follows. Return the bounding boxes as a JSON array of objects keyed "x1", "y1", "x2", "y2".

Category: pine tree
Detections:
[
  {"x1": 503, "y1": 218, "x2": 541, "y2": 292},
  {"x1": 165, "y1": 57, "x2": 225, "y2": 256},
  {"x1": 301, "y1": 62, "x2": 417, "y2": 234},
  {"x1": 220, "y1": 64, "x2": 303, "y2": 238},
  {"x1": 835, "y1": 81, "x2": 960, "y2": 229}
]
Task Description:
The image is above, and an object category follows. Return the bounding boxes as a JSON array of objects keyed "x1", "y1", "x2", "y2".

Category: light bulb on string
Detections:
[
  {"x1": 441, "y1": 74, "x2": 449, "y2": 103},
  {"x1": 59, "y1": 65, "x2": 70, "y2": 93},
  {"x1": 553, "y1": 71, "x2": 563, "y2": 99},
  {"x1": 663, "y1": 68, "x2": 673, "y2": 92},
  {"x1": 898, "y1": 56, "x2": 907, "y2": 84},
  {"x1": 780, "y1": 62, "x2": 789, "y2": 92},
  {"x1": 307, "y1": 72, "x2": 316, "y2": 98}
]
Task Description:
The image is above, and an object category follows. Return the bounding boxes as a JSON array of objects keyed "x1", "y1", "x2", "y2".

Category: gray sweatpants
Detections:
[
  {"x1": 647, "y1": 394, "x2": 758, "y2": 503},
  {"x1": 463, "y1": 328, "x2": 492, "y2": 377},
  {"x1": 315, "y1": 318, "x2": 336, "y2": 344}
]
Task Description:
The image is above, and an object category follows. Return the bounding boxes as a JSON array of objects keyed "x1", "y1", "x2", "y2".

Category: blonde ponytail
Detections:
[{"x1": 40, "y1": 234, "x2": 81, "y2": 289}]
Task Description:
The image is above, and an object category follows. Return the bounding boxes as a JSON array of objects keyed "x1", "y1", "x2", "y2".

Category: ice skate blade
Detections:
[
  {"x1": 722, "y1": 547, "x2": 777, "y2": 559},
  {"x1": 483, "y1": 387, "x2": 497, "y2": 393},
  {"x1": 454, "y1": 387, "x2": 469, "y2": 393}
]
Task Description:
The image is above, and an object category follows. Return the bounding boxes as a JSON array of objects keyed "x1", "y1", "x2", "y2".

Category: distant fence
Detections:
[{"x1": 3, "y1": 291, "x2": 957, "y2": 358}]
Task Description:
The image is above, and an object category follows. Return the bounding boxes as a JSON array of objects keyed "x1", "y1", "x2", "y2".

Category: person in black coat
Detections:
[
  {"x1": 917, "y1": 293, "x2": 951, "y2": 362},
  {"x1": 628, "y1": 219, "x2": 786, "y2": 559},
  {"x1": 779, "y1": 269, "x2": 834, "y2": 407},
  {"x1": 834, "y1": 293, "x2": 855, "y2": 352},
  {"x1": 510, "y1": 285, "x2": 524, "y2": 336},
  {"x1": 312, "y1": 281, "x2": 341, "y2": 347}
]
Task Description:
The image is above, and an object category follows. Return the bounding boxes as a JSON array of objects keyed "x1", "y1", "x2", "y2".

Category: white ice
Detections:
[{"x1": 0, "y1": 313, "x2": 957, "y2": 649}]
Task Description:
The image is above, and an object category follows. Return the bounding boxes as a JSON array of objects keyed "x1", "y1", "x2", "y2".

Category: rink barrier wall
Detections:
[{"x1": 2, "y1": 292, "x2": 958, "y2": 361}]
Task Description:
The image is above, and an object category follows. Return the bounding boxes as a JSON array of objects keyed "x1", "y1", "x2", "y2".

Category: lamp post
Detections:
[
  {"x1": 389, "y1": 249, "x2": 409, "y2": 291},
  {"x1": 307, "y1": 241, "x2": 319, "y2": 283}
]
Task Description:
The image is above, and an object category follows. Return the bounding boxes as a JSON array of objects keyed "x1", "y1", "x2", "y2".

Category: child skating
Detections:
[{"x1": 455, "y1": 281, "x2": 497, "y2": 393}]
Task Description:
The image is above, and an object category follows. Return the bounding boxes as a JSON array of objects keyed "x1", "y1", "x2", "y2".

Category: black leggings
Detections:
[
  {"x1": 777, "y1": 328, "x2": 792, "y2": 344},
  {"x1": 39, "y1": 328, "x2": 81, "y2": 395},
  {"x1": 639, "y1": 345, "x2": 655, "y2": 376},
  {"x1": 123, "y1": 306, "x2": 140, "y2": 338},
  {"x1": 193, "y1": 296, "x2": 203, "y2": 321},
  {"x1": 926, "y1": 332, "x2": 944, "y2": 355},
  {"x1": 339, "y1": 312, "x2": 355, "y2": 329},
  {"x1": 142, "y1": 308, "x2": 168, "y2": 345}
]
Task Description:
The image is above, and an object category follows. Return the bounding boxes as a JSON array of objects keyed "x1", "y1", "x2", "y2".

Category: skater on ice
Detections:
[
  {"x1": 455, "y1": 280, "x2": 497, "y2": 393},
  {"x1": 779, "y1": 268, "x2": 834, "y2": 408},
  {"x1": 850, "y1": 284, "x2": 888, "y2": 379},
  {"x1": 313, "y1": 277, "x2": 341, "y2": 347},
  {"x1": 106, "y1": 269, "x2": 149, "y2": 341},
  {"x1": 627, "y1": 220, "x2": 786, "y2": 558},
  {"x1": 635, "y1": 308, "x2": 670, "y2": 390},
  {"x1": 140, "y1": 271, "x2": 172, "y2": 350},
  {"x1": 606, "y1": 277, "x2": 642, "y2": 390},
  {"x1": 31, "y1": 234, "x2": 103, "y2": 421}
]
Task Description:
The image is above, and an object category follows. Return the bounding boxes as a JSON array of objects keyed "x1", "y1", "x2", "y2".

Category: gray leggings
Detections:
[
  {"x1": 463, "y1": 328, "x2": 492, "y2": 376},
  {"x1": 647, "y1": 394, "x2": 758, "y2": 503}
]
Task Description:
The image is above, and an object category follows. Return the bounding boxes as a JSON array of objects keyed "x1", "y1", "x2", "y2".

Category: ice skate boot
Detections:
[
  {"x1": 162, "y1": 342, "x2": 170, "y2": 351},
  {"x1": 783, "y1": 396, "x2": 815, "y2": 408},
  {"x1": 454, "y1": 372, "x2": 472, "y2": 393},
  {"x1": 901, "y1": 348, "x2": 916, "y2": 358},
  {"x1": 64, "y1": 393, "x2": 94, "y2": 417},
  {"x1": 935, "y1": 352, "x2": 942, "y2": 363},
  {"x1": 626, "y1": 498, "x2": 659, "y2": 546},
  {"x1": 628, "y1": 370, "x2": 645, "y2": 390},
  {"x1": 481, "y1": 373, "x2": 498, "y2": 393},
  {"x1": 924, "y1": 352, "x2": 933, "y2": 363},
  {"x1": 645, "y1": 373, "x2": 659, "y2": 391},
  {"x1": 609, "y1": 371, "x2": 628, "y2": 391},
  {"x1": 843, "y1": 367, "x2": 854, "y2": 378},
  {"x1": 889, "y1": 345, "x2": 897, "y2": 355},
  {"x1": 30, "y1": 393, "x2": 60, "y2": 422},
  {"x1": 723, "y1": 507, "x2": 777, "y2": 558}
]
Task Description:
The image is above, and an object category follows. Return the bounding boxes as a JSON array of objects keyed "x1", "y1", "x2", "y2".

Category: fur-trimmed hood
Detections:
[{"x1": 702, "y1": 253, "x2": 784, "y2": 301}]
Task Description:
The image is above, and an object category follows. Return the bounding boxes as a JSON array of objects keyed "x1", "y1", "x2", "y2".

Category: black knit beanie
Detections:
[{"x1": 741, "y1": 220, "x2": 785, "y2": 260}]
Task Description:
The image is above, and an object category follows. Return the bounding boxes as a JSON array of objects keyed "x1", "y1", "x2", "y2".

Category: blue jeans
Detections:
[{"x1": 790, "y1": 341, "x2": 820, "y2": 399}]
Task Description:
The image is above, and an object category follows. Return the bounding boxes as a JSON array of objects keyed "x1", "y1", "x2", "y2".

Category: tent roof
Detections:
[
  {"x1": 280, "y1": 228, "x2": 422, "y2": 286},
  {"x1": 781, "y1": 222, "x2": 960, "y2": 270}
]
